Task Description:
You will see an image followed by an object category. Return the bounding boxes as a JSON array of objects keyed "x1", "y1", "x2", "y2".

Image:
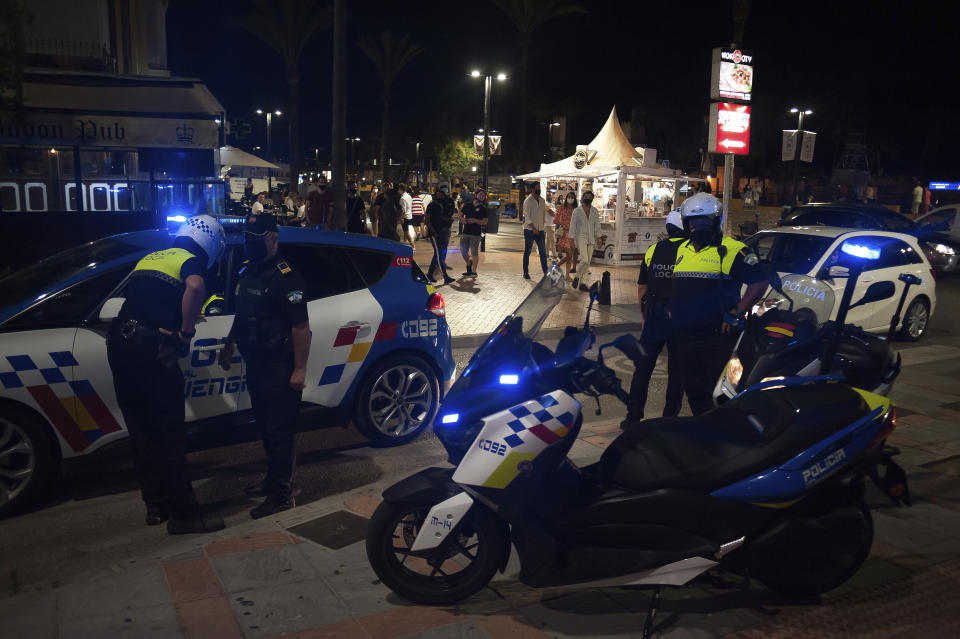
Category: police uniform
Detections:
[
  {"x1": 669, "y1": 235, "x2": 765, "y2": 415},
  {"x1": 230, "y1": 216, "x2": 308, "y2": 506},
  {"x1": 106, "y1": 246, "x2": 204, "y2": 523},
  {"x1": 626, "y1": 237, "x2": 684, "y2": 421}
]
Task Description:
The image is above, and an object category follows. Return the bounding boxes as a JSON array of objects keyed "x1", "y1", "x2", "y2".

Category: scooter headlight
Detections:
[{"x1": 725, "y1": 357, "x2": 743, "y2": 387}]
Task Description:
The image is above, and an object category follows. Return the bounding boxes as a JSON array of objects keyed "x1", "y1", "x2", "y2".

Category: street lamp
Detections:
[
  {"x1": 469, "y1": 70, "x2": 507, "y2": 191},
  {"x1": 414, "y1": 141, "x2": 421, "y2": 186},
  {"x1": 789, "y1": 107, "x2": 813, "y2": 205},
  {"x1": 541, "y1": 121, "x2": 560, "y2": 159},
  {"x1": 345, "y1": 137, "x2": 360, "y2": 172},
  {"x1": 257, "y1": 108, "x2": 282, "y2": 192}
]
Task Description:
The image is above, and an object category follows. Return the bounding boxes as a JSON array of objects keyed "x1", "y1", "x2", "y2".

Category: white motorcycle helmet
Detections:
[
  {"x1": 665, "y1": 209, "x2": 683, "y2": 233},
  {"x1": 176, "y1": 214, "x2": 226, "y2": 269},
  {"x1": 679, "y1": 192, "x2": 723, "y2": 221}
]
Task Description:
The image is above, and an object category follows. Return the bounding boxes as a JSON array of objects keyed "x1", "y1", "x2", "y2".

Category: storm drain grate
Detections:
[{"x1": 288, "y1": 510, "x2": 369, "y2": 550}]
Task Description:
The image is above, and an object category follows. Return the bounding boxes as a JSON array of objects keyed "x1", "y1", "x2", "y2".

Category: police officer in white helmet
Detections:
[
  {"x1": 667, "y1": 193, "x2": 769, "y2": 415},
  {"x1": 106, "y1": 215, "x2": 227, "y2": 534}
]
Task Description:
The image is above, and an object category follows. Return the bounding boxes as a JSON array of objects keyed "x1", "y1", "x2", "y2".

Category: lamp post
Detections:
[
  {"x1": 414, "y1": 141, "x2": 421, "y2": 186},
  {"x1": 789, "y1": 107, "x2": 813, "y2": 205},
  {"x1": 345, "y1": 137, "x2": 360, "y2": 175},
  {"x1": 541, "y1": 121, "x2": 559, "y2": 160},
  {"x1": 470, "y1": 70, "x2": 507, "y2": 191},
  {"x1": 257, "y1": 108, "x2": 282, "y2": 192}
]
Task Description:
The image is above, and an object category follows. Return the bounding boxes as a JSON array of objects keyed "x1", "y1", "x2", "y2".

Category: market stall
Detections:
[
  {"x1": 217, "y1": 146, "x2": 282, "y2": 200},
  {"x1": 518, "y1": 107, "x2": 703, "y2": 264}
]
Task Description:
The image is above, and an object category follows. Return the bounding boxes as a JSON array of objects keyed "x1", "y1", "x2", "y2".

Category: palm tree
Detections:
[
  {"x1": 231, "y1": 0, "x2": 331, "y2": 191},
  {"x1": 491, "y1": 0, "x2": 586, "y2": 170},
  {"x1": 358, "y1": 31, "x2": 423, "y2": 180}
]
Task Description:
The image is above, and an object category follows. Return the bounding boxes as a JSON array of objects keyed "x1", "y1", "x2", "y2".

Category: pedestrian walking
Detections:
[
  {"x1": 106, "y1": 216, "x2": 227, "y2": 534},
  {"x1": 460, "y1": 188, "x2": 488, "y2": 276},
  {"x1": 219, "y1": 213, "x2": 311, "y2": 519},
  {"x1": 864, "y1": 183, "x2": 876, "y2": 205},
  {"x1": 553, "y1": 191, "x2": 577, "y2": 280},
  {"x1": 569, "y1": 190, "x2": 601, "y2": 292},
  {"x1": 668, "y1": 193, "x2": 768, "y2": 415},
  {"x1": 307, "y1": 177, "x2": 332, "y2": 228},
  {"x1": 378, "y1": 187, "x2": 403, "y2": 242},
  {"x1": 426, "y1": 185, "x2": 456, "y2": 284},
  {"x1": 544, "y1": 195, "x2": 557, "y2": 260},
  {"x1": 346, "y1": 185, "x2": 368, "y2": 234},
  {"x1": 521, "y1": 183, "x2": 549, "y2": 279},
  {"x1": 411, "y1": 186, "x2": 426, "y2": 240},
  {"x1": 622, "y1": 211, "x2": 686, "y2": 427},
  {"x1": 921, "y1": 184, "x2": 931, "y2": 216},
  {"x1": 399, "y1": 183, "x2": 415, "y2": 249}
]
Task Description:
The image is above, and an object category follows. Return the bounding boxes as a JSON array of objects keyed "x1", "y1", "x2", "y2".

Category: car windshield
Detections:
[
  {"x1": 747, "y1": 232, "x2": 834, "y2": 274},
  {"x1": 0, "y1": 238, "x2": 144, "y2": 311},
  {"x1": 756, "y1": 274, "x2": 836, "y2": 328},
  {"x1": 870, "y1": 209, "x2": 915, "y2": 232}
]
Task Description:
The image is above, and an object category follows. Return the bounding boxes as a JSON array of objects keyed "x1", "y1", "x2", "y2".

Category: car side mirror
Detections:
[
  {"x1": 99, "y1": 297, "x2": 124, "y2": 322},
  {"x1": 828, "y1": 265, "x2": 850, "y2": 278},
  {"x1": 850, "y1": 281, "x2": 895, "y2": 309}
]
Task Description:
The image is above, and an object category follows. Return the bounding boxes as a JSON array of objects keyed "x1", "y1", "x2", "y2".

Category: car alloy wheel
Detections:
[
  {"x1": 904, "y1": 299, "x2": 929, "y2": 340},
  {"x1": 368, "y1": 365, "x2": 435, "y2": 438},
  {"x1": 0, "y1": 417, "x2": 36, "y2": 508}
]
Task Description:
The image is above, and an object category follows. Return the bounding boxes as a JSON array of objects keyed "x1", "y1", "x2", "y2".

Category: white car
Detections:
[
  {"x1": 916, "y1": 204, "x2": 960, "y2": 241},
  {"x1": 747, "y1": 226, "x2": 936, "y2": 339}
]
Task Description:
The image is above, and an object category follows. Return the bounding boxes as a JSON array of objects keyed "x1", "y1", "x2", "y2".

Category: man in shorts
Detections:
[{"x1": 460, "y1": 188, "x2": 488, "y2": 276}]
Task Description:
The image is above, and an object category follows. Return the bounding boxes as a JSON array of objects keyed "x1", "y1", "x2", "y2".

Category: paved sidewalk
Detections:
[
  {"x1": 417, "y1": 221, "x2": 644, "y2": 343},
  {"x1": 4, "y1": 342, "x2": 960, "y2": 639}
]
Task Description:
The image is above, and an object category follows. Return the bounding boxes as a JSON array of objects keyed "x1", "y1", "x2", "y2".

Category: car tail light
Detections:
[
  {"x1": 868, "y1": 406, "x2": 897, "y2": 449},
  {"x1": 931, "y1": 268, "x2": 937, "y2": 280},
  {"x1": 427, "y1": 292, "x2": 445, "y2": 317}
]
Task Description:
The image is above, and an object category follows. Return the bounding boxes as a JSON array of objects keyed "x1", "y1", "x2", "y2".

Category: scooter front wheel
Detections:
[{"x1": 366, "y1": 500, "x2": 508, "y2": 605}]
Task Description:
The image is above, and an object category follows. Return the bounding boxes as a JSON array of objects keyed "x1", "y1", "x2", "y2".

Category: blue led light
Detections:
[
  {"x1": 166, "y1": 215, "x2": 187, "y2": 223},
  {"x1": 441, "y1": 413, "x2": 459, "y2": 424},
  {"x1": 840, "y1": 242, "x2": 880, "y2": 260},
  {"x1": 499, "y1": 374, "x2": 519, "y2": 385}
]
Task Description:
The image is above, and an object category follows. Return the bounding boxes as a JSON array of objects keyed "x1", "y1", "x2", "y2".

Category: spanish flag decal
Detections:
[{"x1": 765, "y1": 322, "x2": 795, "y2": 338}]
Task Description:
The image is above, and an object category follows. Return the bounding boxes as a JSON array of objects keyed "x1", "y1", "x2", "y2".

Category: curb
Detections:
[{"x1": 451, "y1": 319, "x2": 644, "y2": 349}]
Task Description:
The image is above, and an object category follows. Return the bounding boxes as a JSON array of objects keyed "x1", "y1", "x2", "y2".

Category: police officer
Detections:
[
  {"x1": 107, "y1": 215, "x2": 226, "y2": 534},
  {"x1": 219, "y1": 213, "x2": 311, "y2": 519},
  {"x1": 669, "y1": 193, "x2": 769, "y2": 415},
  {"x1": 622, "y1": 210, "x2": 686, "y2": 427}
]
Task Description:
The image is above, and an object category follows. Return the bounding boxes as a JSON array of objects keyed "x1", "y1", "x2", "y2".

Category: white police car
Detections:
[{"x1": 0, "y1": 226, "x2": 455, "y2": 516}]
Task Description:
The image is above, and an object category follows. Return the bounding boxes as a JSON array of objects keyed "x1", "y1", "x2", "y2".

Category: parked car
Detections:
[
  {"x1": 779, "y1": 203, "x2": 958, "y2": 275},
  {"x1": 746, "y1": 226, "x2": 936, "y2": 339},
  {"x1": 0, "y1": 226, "x2": 456, "y2": 516},
  {"x1": 916, "y1": 204, "x2": 960, "y2": 240}
]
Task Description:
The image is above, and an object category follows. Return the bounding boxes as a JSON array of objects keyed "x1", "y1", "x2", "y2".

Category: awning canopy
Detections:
[{"x1": 218, "y1": 146, "x2": 280, "y2": 170}]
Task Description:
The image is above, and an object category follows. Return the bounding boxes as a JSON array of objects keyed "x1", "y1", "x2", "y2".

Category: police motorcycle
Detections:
[
  {"x1": 365, "y1": 265, "x2": 910, "y2": 635},
  {"x1": 714, "y1": 240, "x2": 920, "y2": 404}
]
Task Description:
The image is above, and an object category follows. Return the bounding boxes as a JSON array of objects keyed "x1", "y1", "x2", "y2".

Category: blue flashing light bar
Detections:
[
  {"x1": 499, "y1": 374, "x2": 519, "y2": 385},
  {"x1": 841, "y1": 241, "x2": 880, "y2": 260},
  {"x1": 441, "y1": 413, "x2": 459, "y2": 424},
  {"x1": 166, "y1": 215, "x2": 187, "y2": 223}
]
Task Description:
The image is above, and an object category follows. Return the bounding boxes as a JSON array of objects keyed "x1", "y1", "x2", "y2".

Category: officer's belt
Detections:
[{"x1": 116, "y1": 318, "x2": 164, "y2": 341}]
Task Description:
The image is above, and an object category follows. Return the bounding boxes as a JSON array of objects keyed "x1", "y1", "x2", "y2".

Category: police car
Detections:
[
  {"x1": 0, "y1": 226, "x2": 455, "y2": 516},
  {"x1": 747, "y1": 226, "x2": 937, "y2": 339}
]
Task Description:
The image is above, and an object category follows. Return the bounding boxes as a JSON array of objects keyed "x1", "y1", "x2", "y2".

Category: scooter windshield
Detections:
[
  {"x1": 461, "y1": 266, "x2": 566, "y2": 377},
  {"x1": 754, "y1": 275, "x2": 836, "y2": 346}
]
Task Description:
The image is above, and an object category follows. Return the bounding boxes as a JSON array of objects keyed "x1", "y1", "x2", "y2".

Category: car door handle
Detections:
[{"x1": 195, "y1": 344, "x2": 224, "y2": 352}]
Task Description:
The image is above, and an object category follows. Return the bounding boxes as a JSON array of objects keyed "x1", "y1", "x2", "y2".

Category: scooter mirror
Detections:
[
  {"x1": 828, "y1": 265, "x2": 850, "y2": 278},
  {"x1": 850, "y1": 281, "x2": 895, "y2": 309}
]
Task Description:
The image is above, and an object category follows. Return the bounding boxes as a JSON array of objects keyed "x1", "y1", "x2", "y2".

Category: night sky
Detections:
[{"x1": 166, "y1": 0, "x2": 960, "y2": 181}]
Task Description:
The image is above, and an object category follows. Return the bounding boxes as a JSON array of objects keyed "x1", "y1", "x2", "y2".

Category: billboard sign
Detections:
[
  {"x1": 930, "y1": 182, "x2": 960, "y2": 191},
  {"x1": 799, "y1": 131, "x2": 817, "y2": 163},
  {"x1": 782, "y1": 130, "x2": 798, "y2": 161},
  {"x1": 711, "y1": 48, "x2": 754, "y2": 102},
  {"x1": 708, "y1": 102, "x2": 751, "y2": 155}
]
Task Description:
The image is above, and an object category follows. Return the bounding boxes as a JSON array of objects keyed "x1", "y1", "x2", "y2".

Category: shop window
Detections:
[
  {"x1": 114, "y1": 183, "x2": 132, "y2": 211},
  {"x1": 24, "y1": 183, "x2": 47, "y2": 212},
  {"x1": 0, "y1": 182, "x2": 20, "y2": 212}
]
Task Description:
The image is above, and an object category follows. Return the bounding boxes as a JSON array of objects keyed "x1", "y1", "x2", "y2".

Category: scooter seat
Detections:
[{"x1": 599, "y1": 384, "x2": 869, "y2": 494}]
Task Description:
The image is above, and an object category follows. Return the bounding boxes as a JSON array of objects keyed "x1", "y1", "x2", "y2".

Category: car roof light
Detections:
[
  {"x1": 840, "y1": 241, "x2": 880, "y2": 260},
  {"x1": 499, "y1": 374, "x2": 519, "y2": 385}
]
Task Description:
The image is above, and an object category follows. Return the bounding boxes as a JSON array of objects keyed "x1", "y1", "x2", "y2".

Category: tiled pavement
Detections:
[{"x1": 5, "y1": 341, "x2": 960, "y2": 639}]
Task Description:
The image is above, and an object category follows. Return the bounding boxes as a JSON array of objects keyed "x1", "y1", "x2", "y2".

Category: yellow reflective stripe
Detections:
[
  {"x1": 852, "y1": 387, "x2": 891, "y2": 413},
  {"x1": 132, "y1": 248, "x2": 196, "y2": 283},
  {"x1": 766, "y1": 326, "x2": 794, "y2": 336},
  {"x1": 426, "y1": 284, "x2": 437, "y2": 295},
  {"x1": 201, "y1": 294, "x2": 224, "y2": 314},
  {"x1": 720, "y1": 236, "x2": 746, "y2": 274},
  {"x1": 483, "y1": 451, "x2": 538, "y2": 489}
]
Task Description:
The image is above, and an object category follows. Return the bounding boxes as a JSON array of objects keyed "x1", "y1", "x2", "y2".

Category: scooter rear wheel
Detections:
[
  {"x1": 754, "y1": 501, "x2": 873, "y2": 598},
  {"x1": 366, "y1": 500, "x2": 508, "y2": 605}
]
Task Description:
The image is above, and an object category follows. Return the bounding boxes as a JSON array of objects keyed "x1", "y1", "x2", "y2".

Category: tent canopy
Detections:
[{"x1": 218, "y1": 146, "x2": 280, "y2": 170}]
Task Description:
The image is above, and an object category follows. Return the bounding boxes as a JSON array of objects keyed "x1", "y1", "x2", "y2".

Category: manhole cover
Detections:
[{"x1": 288, "y1": 510, "x2": 369, "y2": 550}]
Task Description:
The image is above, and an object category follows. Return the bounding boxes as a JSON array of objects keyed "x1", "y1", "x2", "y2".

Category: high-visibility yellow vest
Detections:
[{"x1": 130, "y1": 248, "x2": 197, "y2": 288}]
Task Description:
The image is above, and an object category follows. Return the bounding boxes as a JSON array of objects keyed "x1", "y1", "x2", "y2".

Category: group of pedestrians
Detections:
[
  {"x1": 107, "y1": 212, "x2": 310, "y2": 535},
  {"x1": 521, "y1": 183, "x2": 601, "y2": 292}
]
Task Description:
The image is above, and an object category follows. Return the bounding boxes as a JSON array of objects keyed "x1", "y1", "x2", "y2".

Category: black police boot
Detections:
[
  {"x1": 250, "y1": 495, "x2": 296, "y2": 520},
  {"x1": 443, "y1": 274, "x2": 456, "y2": 284},
  {"x1": 244, "y1": 479, "x2": 268, "y2": 498},
  {"x1": 166, "y1": 512, "x2": 226, "y2": 535},
  {"x1": 426, "y1": 269, "x2": 438, "y2": 283},
  {"x1": 145, "y1": 504, "x2": 169, "y2": 526},
  {"x1": 620, "y1": 413, "x2": 644, "y2": 430}
]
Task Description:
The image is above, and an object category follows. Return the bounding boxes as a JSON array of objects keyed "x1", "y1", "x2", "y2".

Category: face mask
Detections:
[
  {"x1": 245, "y1": 237, "x2": 268, "y2": 262},
  {"x1": 583, "y1": 198, "x2": 593, "y2": 205}
]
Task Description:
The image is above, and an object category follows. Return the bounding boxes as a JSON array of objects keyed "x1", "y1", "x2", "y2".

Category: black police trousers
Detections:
[
  {"x1": 626, "y1": 304, "x2": 683, "y2": 420},
  {"x1": 245, "y1": 353, "x2": 301, "y2": 499},
  {"x1": 675, "y1": 326, "x2": 737, "y2": 416},
  {"x1": 106, "y1": 328, "x2": 199, "y2": 519}
]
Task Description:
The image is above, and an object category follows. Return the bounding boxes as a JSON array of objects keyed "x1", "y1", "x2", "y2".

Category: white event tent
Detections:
[{"x1": 518, "y1": 107, "x2": 702, "y2": 263}]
